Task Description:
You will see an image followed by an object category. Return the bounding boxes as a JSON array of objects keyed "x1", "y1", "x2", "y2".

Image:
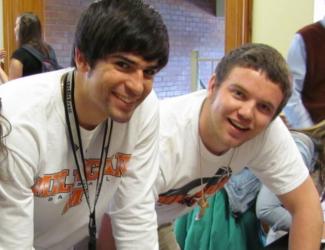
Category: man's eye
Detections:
[
  {"x1": 233, "y1": 90, "x2": 244, "y2": 99},
  {"x1": 258, "y1": 103, "x2": 273, "y2": 114},
  {"x1": 144, "y1": 69, "x2": 158, "y2": 77},
  {"x1": 116, "y1": 61, "x2": 130, "y2": 69}
]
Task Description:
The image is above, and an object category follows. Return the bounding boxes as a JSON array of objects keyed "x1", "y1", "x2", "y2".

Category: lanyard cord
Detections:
[{"x1": 63, "y1": 70, "x2": 113, "y2": 250}]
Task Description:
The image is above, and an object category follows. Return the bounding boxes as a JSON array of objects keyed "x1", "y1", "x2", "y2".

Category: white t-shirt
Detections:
[
  {"x1": 0, "y1": 69, "x2": 159, "y2": 250},
  {"x1": 155, "y1": 90, "x2": 309, "y2": 225}
]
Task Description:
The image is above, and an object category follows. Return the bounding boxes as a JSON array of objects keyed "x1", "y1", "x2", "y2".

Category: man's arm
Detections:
[
  {"x1": 283, "y1": 34, "x2": 313, "y2": 128},
  {"x1": 278, "y1": 176, "x2": 323, "y2": 250},
  {"x1": 108, "y1": 92, "x2": 159, "y2": 250},
  {"x1": 0, "y1": 150, "x2": 35, "y2": 248}
]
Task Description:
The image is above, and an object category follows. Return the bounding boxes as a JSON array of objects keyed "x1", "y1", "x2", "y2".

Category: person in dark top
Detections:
[{"x1": 9, "y1": 12, "x2": 59, "y2": 80}]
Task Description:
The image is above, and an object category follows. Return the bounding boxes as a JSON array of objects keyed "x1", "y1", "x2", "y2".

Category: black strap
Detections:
[
  {"x1": 62, "y1": 70, "x2": 113, "y2": 250},
  {"x1": 22, "y1": 44, "x2": 60, "y2": 66},
  {"x1": 22, "y1": 44, "x2": 48, "y2": 61}
]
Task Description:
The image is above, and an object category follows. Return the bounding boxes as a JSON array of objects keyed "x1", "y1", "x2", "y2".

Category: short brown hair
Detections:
[{"x1": 215, "y1": 43, "x2": 292, "y2": 118}]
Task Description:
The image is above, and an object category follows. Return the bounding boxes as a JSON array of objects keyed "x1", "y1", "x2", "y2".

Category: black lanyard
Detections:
[{"x1": 63, "y1": 70, "x2": 113, "y2": 250}]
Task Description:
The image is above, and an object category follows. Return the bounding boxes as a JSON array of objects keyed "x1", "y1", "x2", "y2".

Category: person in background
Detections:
[
  {"x1": 8, "y1": 12, "x2": 59, "y2": 80},
  {"x1": 283, "y1": 16, "x2": 325, "y2": 128},
  {"x1": 256, "y1": 120, "x2": 325, "y2": 245},
  {"x1": 0, "y1": 0, "x2": 169, "y2": 249}
]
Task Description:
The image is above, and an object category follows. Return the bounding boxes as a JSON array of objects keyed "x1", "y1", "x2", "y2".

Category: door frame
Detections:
[{"x1": 225, "y1": 0, "x2": 252, "y2": 53}]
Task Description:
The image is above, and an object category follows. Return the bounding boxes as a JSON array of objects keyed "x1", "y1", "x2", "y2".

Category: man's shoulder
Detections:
[
  {"x1": 160, "y1": 90, "x2": 206, "y2": 119},
  {"x1": 0, "y1": 69, "x2": 68, "y2": 119},
  {"x1": 238, "y1": 117, "x2": 289, "y2": 152},
  {"x1": 160, "y1": 90, "x2": 206, "y2": 107},
  {"x1": 159, "y1": 90, "x2": 205, "y2": 136},
  {"x1": 131, "y1": 90, "x2": 159, "y2": 120}
]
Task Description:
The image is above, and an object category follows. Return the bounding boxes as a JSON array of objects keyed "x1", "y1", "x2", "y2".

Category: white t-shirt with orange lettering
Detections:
[{"x1": 0, "y1": 69, "x2": 159, "y2": 250}]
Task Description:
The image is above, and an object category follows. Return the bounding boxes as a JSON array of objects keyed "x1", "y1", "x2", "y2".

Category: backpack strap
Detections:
[
  {"x1": 47, "y1": 46, "x2": 60, "y2": 66},
  {"x1": 21, "y1": 44, "x2": 46, "y2": 63},
  {"x1": 22, "y1": 44, "x2": 61, "y2": 70}
]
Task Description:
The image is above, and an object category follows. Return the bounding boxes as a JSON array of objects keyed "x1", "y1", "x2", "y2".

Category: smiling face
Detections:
[
  {"x1": 74, "y1": 50, "x2": 159, "y2": 129},
  {"x1": 199, "y1": 66, "x2": 284, "y2": 155}
]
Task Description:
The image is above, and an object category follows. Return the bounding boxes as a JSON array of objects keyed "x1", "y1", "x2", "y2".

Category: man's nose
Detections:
[
  {"x1": 126, "y1": 70, "x2": 144, "y2": 95},
  {"x1": 238, "y1": 101, "x2": 255, "y2": 120}
]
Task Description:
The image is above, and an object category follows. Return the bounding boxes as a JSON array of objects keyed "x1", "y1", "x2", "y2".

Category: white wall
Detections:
[
  {"x1": 252, "y1": 0, "x2": 313, "y2": 57},
  {"x1": 314, "y1": 0, "x2": 325, "y2": 21}
]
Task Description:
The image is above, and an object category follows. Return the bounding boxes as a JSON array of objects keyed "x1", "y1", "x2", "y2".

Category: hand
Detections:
[{"x1": 0, "y1": 49, "x2": 6, "y2": 61}]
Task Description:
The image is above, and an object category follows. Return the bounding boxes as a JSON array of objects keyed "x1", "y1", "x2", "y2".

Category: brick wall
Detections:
[
  {"x1": 43, "y1": 0, "x2": 90, "y2": 66},
  {"x1": 43, "y1": 0, "x2": 224, "y2": 98}
]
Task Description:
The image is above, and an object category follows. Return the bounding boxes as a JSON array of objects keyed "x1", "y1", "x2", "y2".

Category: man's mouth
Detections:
[
  {"x1": 228, "y1": 118, "x2": 250, "y2": 131},
  {"x1": 114, "y1": 93, "x2": 136, "y2": 105}
]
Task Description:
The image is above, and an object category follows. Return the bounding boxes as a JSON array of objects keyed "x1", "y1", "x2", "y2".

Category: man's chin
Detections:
[
  {"x1": 109, "y1": 112, "x2": 134, "y2": 123},
  {"x1": 226, "y1": 136, "x2": 247, "y2": 149}
]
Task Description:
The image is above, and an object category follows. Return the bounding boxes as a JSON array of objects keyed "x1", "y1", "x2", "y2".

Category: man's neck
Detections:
[{"x1": 199, "y1": 98, "x2": 229, "y2": 156}]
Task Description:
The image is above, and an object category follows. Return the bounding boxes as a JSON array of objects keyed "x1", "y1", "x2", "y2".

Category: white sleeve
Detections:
[
  {"x1": 0, "y1": 129, "x2": 38, "y2": 249},
  {"x1": 108, "y1": 93, "x2": 159, "y2": 250},
  {"x1": 248, "y1": 119, "x2": 309, "y2": 195},
  {"x1": 284, "y1": 34, "x2": 314, "y2": 128}
]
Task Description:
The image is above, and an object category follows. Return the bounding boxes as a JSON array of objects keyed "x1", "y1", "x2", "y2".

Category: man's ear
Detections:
[
  {"x1": 207, "y1": 74, "x2": 218, "y2": 97},
  {"x1": 74, "y1": 48, "x2": 90, "y2": 72}
]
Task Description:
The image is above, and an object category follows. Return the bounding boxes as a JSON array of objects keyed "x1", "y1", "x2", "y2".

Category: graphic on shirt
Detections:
[
  {"x1": 158, "y1": 166, "x2": 232, "y2": 207},
  {"x1": 32, "y1": 153, "x2": 131, "y2": 214}
]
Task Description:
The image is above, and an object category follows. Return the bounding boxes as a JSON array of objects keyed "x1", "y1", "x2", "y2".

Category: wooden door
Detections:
[
  {"x1": 3, "y1": 0, "x2": 44, "y2": 72},
  {"x1": 225, "y1": 0, "x2": 252, "y2": 53}
]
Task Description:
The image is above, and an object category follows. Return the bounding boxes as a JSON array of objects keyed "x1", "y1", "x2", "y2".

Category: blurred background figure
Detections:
[
  {"x1": 8, "y1": 12, "x2": 59, "y2": 80},
  {"x1": 283, "y1": 15, "x2": 325, "y2": 128}
]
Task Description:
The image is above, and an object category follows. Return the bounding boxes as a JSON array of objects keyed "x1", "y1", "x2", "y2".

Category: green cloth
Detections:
[{"x1": 174, "y1": 189, "x2": 264, "y2": 250}]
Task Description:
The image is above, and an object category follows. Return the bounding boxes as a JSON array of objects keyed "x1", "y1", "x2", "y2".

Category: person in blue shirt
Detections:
[{"x1": 284, "y1": 16, "x2": 325, "y2": 128}]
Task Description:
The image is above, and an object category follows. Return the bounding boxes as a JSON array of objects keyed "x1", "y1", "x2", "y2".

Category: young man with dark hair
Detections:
[
  {"x1": 0, "y1": 0, "x2": 169, "y2": 249},
  {"x1": 154, "y1": 43, "x2": 322, "y2": 250}
]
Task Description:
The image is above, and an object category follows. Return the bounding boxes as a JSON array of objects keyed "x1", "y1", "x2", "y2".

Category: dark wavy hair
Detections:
[{"x1": 72, "y1": 0, "x2": 169, "y2": 70}]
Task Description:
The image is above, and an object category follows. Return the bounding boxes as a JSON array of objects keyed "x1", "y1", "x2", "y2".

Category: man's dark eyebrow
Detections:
[
  {"x1": 112, "y1": 55, "x2": 136, "y2": 65},
  {"x1": 230, "y1": 83, "x2": 247, "y2": 94},
  {"x1": 112, "y1": 55, "x2": 159, "y2": 69}
]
